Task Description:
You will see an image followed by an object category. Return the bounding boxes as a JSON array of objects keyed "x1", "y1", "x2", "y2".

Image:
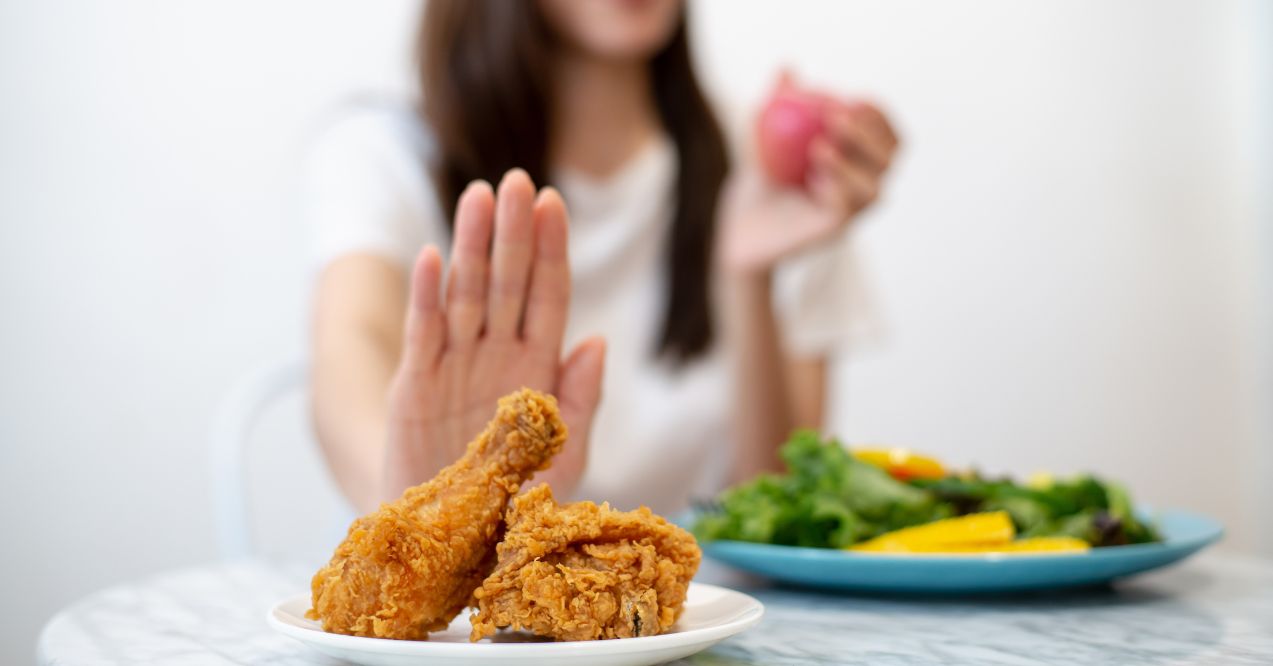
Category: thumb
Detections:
[
  {"x1": 556, "y1": 336, "x2": 606, "y2": 430},
  {"x1": 532, "y1": 337, "x2": 604, "y2": 497}
]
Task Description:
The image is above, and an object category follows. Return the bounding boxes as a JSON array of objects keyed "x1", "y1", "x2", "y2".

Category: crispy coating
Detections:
[
  {"x1": 306, "y1": 389, "x2": 566, "y2": 640},
  {"x1": 470, "y1": 484, "x2": 701, "y2": 642}
]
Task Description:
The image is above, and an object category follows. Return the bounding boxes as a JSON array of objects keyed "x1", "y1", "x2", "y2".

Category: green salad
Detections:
[{"x1": 693, "y1": 430, "x2": 1160, "y2": 550}]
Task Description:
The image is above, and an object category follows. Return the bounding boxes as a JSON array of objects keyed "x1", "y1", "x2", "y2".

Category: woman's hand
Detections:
[
  {"x1": 382, "y1": 169, "x2": 606, "y2": 501},
  {"x1": 718, "y1": 100, "x2": 899, "y2": 275}
]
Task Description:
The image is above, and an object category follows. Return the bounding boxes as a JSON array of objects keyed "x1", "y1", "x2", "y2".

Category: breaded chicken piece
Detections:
[
  {"x1": 470, "y1": 484, "x2": 701, "y2": 642},
  {"x1": 307, "y1": 388, "x2": 566, "y2": 640}
]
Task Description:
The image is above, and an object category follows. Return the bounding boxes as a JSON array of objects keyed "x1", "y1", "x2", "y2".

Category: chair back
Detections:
[{"x1": 209, "y1": 356, "x2": 352, "y2": 561}]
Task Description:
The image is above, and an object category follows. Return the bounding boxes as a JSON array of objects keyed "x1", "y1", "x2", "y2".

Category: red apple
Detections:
[{"x1": 756, "y1": 83, "x2": 855, "y2": 187}]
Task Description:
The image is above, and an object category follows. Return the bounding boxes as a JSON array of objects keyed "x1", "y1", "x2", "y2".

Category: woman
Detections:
[{"x1": 307, "y1": 0, "x2": 898, "y2": 515}]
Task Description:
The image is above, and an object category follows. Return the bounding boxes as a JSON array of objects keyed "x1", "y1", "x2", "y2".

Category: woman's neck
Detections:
[{"x1": 549, "y1": 50, "x2": 660, "y2": 179}]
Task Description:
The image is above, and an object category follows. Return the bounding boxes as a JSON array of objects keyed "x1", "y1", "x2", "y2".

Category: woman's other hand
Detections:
[
  {"x1": 716, "y1": 95, "x2": 897, "y2": 479},
  {"x1": 383, "y1": 169, "x2": 606, "y2": 501},
  {"x1": 718, "y1": 100, "x2": 899, "y2": 275}
]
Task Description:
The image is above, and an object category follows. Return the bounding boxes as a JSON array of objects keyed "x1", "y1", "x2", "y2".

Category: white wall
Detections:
[
  {"x1": 0, "y1": 1, "x2": 419, "y2": 661},
  {"x1": 0, "y1": 1, "x2": 1267, "y2": 663}
]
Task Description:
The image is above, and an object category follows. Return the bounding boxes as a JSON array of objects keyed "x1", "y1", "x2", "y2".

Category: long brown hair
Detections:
[{"x1": 417, "y1": 1, "x2": 729, "y2": 362}]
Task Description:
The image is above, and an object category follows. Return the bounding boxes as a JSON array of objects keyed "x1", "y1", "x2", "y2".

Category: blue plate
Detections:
[{"x1": 697, "y1": 509, "x2": 1222, "y2": 593}]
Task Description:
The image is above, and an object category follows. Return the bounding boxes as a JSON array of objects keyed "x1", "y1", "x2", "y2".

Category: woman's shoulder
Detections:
[
  {"x1": 307, "y1": 98, "x2": 437, "y2": 172},
  {"x1": 302, "y1": 99, "x2": 448, "y2": 269}
]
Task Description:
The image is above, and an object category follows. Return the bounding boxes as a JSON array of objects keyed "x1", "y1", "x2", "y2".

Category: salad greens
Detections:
[{"x1": 693, "y1": 430, "x2": 1160, "y2": 549}]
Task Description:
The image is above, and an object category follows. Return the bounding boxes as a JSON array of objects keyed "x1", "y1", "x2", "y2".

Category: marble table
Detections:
[{"x1": 38, "y1": 553, "x2": 1273, "y2": 665}]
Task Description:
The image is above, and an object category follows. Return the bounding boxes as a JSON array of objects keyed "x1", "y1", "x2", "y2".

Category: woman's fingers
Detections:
[
  {"x1": 810, "y1": 137, "x2": 878, "y2": 216},
  {"x1": 522, "y1": 187, "x2": 571, "y2": 349},
  {"x1": 814, "y1": 103, "x2": 897, "y2": 219},
  {"x1": 852, "y1": 102, "x2": 901, "y2": 151},
  {"x1": 827, "y1": 110, "x2": 892, "y2": 174},
  {"x1": 445, "y1": 181, "x2": 495, "y2": 349},
  {"x1": 487, "y1": 169, "x2": 537, "y2": 340},
  {"x1": 402, "y1": 245, "x2": 446, "y2": 369}
]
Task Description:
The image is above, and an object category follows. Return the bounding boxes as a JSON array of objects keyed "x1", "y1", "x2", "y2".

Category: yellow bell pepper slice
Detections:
[
  {"x1": 937, "y1": 537, "x2": 1091, "y2": 554},
  {"x1": 1027, "y1": 471, "x2": 1055, "y2": 490},
  {"x1": 848, "y1": 511, "x2": 1015, "y2": 553},
  {"x1": 853, "y1": 447, "x2": 946, "y2": 481}
]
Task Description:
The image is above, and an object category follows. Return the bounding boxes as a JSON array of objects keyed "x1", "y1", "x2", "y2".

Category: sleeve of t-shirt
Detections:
[
  {"x1": 772, "y1": 232, "x2": 882, "y2": 359},
  {"x1": 302, "y1": 108, "x2": 441, "y2": 272}
]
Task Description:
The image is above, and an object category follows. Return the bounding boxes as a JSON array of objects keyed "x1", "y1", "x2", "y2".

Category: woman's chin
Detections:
[{"x1": 539, "y1": 0, "x2": 682, "y2": 61}]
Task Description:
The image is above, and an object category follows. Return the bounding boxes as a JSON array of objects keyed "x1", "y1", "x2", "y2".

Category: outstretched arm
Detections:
[{"x1": 311, "y1": 254, "x2": 406, "y2": 512}]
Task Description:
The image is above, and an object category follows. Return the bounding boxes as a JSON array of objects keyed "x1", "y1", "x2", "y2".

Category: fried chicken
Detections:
[
  {"x1": 307, "y1": 388, "x2": 567, "y2": 640},
  {"x1": 470, "y1": 484, "x2": 701, "y2": 642}
]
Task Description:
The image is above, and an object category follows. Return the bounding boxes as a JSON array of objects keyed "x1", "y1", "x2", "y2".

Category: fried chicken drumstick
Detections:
[
  {"x1": 470, "y1": 484, "x2": 701, "y2": 642},
  {"x1": 307, "y1": 388, "x2": 566, "y2": 639}
]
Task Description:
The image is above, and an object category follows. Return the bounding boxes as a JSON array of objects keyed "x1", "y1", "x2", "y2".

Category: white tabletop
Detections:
[{"x1": 39, "y1": 553, "x2": 1273, "y2": 665}]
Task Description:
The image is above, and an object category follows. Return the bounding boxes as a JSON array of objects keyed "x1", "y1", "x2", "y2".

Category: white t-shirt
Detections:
[{"x1": 304, "y1": 103, "x2": 874, "y2": 514}]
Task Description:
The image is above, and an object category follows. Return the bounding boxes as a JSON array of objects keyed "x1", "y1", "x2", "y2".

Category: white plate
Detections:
[{"x1": 267, "y1": 582, "x2": 763, "y2": 666}]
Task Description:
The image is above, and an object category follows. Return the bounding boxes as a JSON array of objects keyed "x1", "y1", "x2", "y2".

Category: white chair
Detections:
[{"x1": 209, "y1": 355, "x2": 352, "y2": 561}]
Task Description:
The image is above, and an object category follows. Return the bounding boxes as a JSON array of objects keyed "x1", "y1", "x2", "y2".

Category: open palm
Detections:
[{"x1": 383, "y1": 170, "x2": 605, "y2": 500}]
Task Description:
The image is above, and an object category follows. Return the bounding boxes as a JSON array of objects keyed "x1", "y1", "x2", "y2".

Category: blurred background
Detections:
[{"x1": 1, "y1": 0, "x2": 1269, "y2": 661}]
